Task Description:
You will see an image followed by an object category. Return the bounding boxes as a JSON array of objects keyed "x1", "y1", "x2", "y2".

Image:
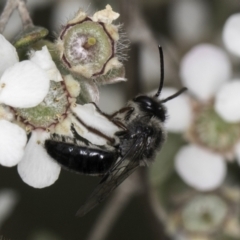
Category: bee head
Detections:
[
  {"x1": 133, "y1": 95, "x2": 167, "y2": 122},
  {"x1": 134, "y1": 46, "x2": 187, "y2": 122}
]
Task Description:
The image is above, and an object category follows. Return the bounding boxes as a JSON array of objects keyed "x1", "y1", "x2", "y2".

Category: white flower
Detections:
[
  {"x1": 222, "y1": 13, "x2": 240, "y2": 57},
  {"x1": 0, "y1": 120, "x2": 27, "y2": 167},
  {"x1": 29, "y1": 46, "x2": 62, "y2": 82},
  {"x1": 0, "y1": 34, "x2": 50, "y2": 108},
  {"x1": 0, "y1": 34, "x2": 64, "y2": 188},
  {"x1": 17, "y1": 130, "x2": 61, "y2": 188},
  {"x1": 175, "y1": 144, "x2": 226, "y2": 191},
  {"x1": 180, "y1": 44, "x2": 231, "y2": 102},
  {"x1": 163, "y1": 44, "x2": 240, "y2": 191}
]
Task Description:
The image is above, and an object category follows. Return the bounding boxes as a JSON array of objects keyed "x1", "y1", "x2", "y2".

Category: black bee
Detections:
[{"x1": 45, "y1": 46, "x2": 187, "y2": 216}]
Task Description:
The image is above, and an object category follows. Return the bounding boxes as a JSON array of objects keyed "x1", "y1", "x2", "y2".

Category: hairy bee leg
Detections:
[
  {"x1": 70, "y1": 124, "x2": 91, "y2": 146},
  {"x1": 90, "y1": 102, "x2": 111, "y2": 118},
  {"x1": 110, "y1": 107, "x2": 134, "y2": 118},
  {"x1": 90, "y1": 102, "x2": 128, "y2": 131},
  {"x1": 111, "y1": 120, "x2": 128, "y2": 131}
]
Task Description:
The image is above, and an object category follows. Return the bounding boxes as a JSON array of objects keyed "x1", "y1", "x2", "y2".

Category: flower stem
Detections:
[
  {"x1": 86, "y1": 175, "x2": 139, "y2": 240},
  {"x1": 0, "y1": 0, "x2": 18, "y2": 33},
  {"x1": 0, "y1": 0, "x2": 33, "y2": 34},
  {"x1": 17, "y1": 0, "x2": 33, "y2": 30}
]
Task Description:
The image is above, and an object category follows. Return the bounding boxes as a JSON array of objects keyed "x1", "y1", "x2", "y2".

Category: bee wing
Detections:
[{"x1": 76, "y1": 136, "x2": 147, "y2": 217}]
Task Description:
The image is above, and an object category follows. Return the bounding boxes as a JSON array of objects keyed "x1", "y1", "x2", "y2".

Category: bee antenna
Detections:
[
  {"x1": 161, "y1": 87, "x2": 187, "y2": 103},
  {"x1": 155, "y1": 45, "x2": 164, "y2": 98}
]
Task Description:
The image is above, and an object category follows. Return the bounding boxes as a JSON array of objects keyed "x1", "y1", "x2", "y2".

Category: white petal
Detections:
[
  {"x1": 71, "y1": 103, "x2": 120, "y2": 145},
  {"x1": 180, "y1": 44, "x2": 231, "y2": 101},
  {"x1": 0, "y1": 120, "x2": 27, "y2": 167},
  {"x1": 214, "y1": 80, "x2": 240, "y2": 123},
  {"x1": 0, "y1": 60, "x2": 50, "y2": 108},
  {"x1": 175, "y1": 144, "x2": 226, "y2": 191},
  {"x1": 160, "y1": 87, "x2": 192, "y2": 133},
  {"x1": 17, "y1": 131, "x2": 61, "y2": 188},
  {"x1": 0, "y1": 34, "x2": 19, "y2": 77},
  {"x1": 223, "y1": 14, "x2": 240, "y2": 57},
  {"x1": 92, "y1": 5, "x2": 120, "y2": 24},
  {"x1": 29, "y1": 46, "x2": 62, "y2": 82},
  {"x1": 64, "y1": 74, "x2": 80, "y2": 97},
  {"x1": 0, "y1": 105, "x2": 14, "y2": 121}
]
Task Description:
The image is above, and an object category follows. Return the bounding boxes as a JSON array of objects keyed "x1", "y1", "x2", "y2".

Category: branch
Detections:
[
  {"x1": 0, "y1": 0, "x2": 18, "y2": 33},
  {"x1": 0, "y1": 0, "x2": 33, "y2": 34},
  {"x1": 17, "y1": 0, "x2": 33, "y2": 30},
  {"x1": 139, "y1": 168, "x2": 171, "y2": 240},
  {"x1": 86, "y1": 173, "x2": 140, "y2": 240}
]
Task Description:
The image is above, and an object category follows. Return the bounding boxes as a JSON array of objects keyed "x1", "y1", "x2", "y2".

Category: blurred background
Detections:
[{"x1": 1, "y1": 0, "x2": 240, "y2": 239}]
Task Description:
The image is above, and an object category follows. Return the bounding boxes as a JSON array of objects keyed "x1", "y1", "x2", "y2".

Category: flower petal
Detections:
[
  {"x1": 92, "y1": 5, "x2": 120, "y2": 24},
  {"x1": 175, "y1": 144, "x2": 226, "y2": 191},
  {"x1": 0, "y1": 105, "x2": 14, "y2": 121},
  {"x1": 17, "y1": 131, "x2": 61, "y2": 188},
  {"x1": 180, "y1": 44, "x2": 231, "y2": 101},
  {"x1": 29, "y1": 46, "x2": 62, "y2": 82},
  {"x1": 0, "y1": 120, "x2": 27, "y2": 167},
  {"x1": 223, "y1": 14, "x2": 240, "y2": 57},
  {"x1": 214, "y1": 80, "x2": 240, "y2": 123},
  {"x1": 0, "y1": 60, "x2": 50, "y2": 108},
  {"x1": 160, "y1": 87, "x2": 192, "y2": 133},
  {"x1": 64, "y1": 74, "x2": 80, "y2": 97},
  {"x1": 71, "y1": 103, "x2": 120, "y2": 145},
  {"x1": 0, "y1": 34, "x2": 19, "y2": 77}
]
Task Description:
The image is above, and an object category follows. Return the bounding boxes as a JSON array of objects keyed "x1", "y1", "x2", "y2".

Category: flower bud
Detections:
[{"x1": 13, "y1": 26, "x2": 49, "y2": 49}]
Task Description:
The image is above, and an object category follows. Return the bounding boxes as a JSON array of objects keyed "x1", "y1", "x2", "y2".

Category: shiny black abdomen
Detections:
[{"x1": 45, "y1": 140, "x2": 118, "y2": 175}]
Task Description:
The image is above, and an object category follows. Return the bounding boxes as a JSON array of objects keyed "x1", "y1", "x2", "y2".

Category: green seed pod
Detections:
[{"x1": 56, "y1": 5, "x2": 126, "y2": 80}]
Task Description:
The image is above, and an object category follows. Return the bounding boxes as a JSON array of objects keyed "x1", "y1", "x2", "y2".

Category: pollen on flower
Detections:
[
  {"x1": 1, "y1": 83, "x2": 5, "y2": 88},
  {"x1": 25, "y1": 126, "x2": 33, "y2": 133}
]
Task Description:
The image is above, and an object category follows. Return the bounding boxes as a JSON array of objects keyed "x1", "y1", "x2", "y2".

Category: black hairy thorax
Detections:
[{"x1": 115, "y1": 111, "x2": 166, "y2": 165}]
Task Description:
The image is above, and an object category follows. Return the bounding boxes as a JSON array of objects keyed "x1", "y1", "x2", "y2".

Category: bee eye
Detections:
[{"x1": 134, "y1": 96, "x2": 152, "y2": 106}]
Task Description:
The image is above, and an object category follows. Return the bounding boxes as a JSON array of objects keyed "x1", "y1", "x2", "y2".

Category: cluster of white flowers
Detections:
[
  {"x1": 162, "y1": 13, "x2": 240, "y2": 191},
  {"x1": 0, "y1": 5, "x2": 125, "y2": 189},
  {"x1": 0, "y1": 34, "x2": 63, "y2": 188}
]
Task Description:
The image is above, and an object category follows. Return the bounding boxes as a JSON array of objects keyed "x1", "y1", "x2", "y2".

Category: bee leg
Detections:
[
  {"x1": 90, "y1": 102, "x2": 110, "y2": 118},
  {"x1": 90, "y1": 102, "x2": 129, "y2": 131},
  {"x1": 111, "y1": 120, "x2": 128, "y2": 131},
  {"x1": 72, "y1": 112, "x2": 116, "y2": 145},
  {"x1": 110, "y1": 107, "x2": 134, "y2": 118},
  {"x1": 71, "y1": 124, "x2": 91, "y2": 146}
]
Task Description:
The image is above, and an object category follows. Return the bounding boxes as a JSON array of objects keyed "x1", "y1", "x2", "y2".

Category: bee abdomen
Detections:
[{"x1": 45, "y1": 140, "x2": 118, "y2": 175}]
